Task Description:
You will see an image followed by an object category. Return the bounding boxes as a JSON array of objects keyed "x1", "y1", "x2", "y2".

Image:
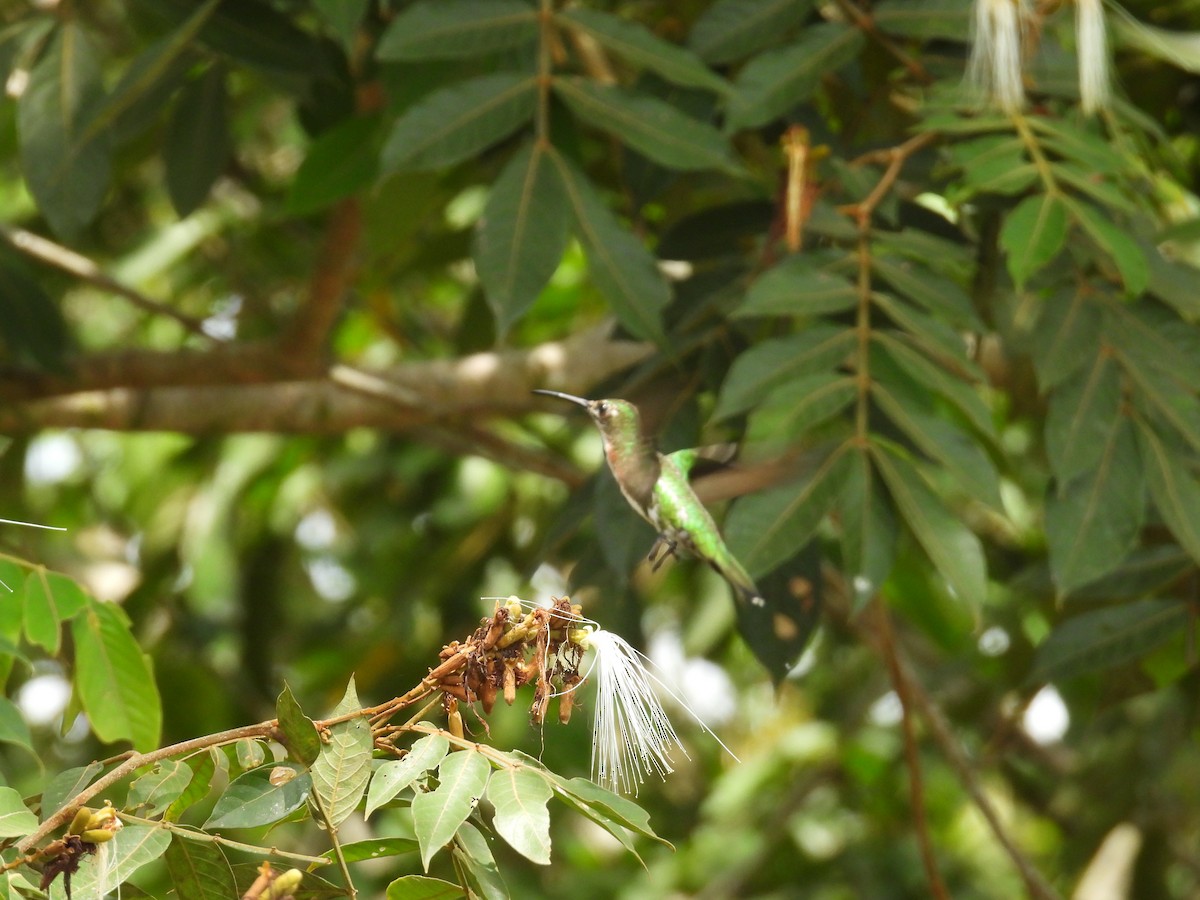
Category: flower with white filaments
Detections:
[{"x1": 577, "y1": 626, "x2": 739, "y2": 796}]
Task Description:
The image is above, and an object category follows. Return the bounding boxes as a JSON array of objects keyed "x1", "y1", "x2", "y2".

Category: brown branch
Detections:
[
  {"x1": 841, "y1": 132, "x2": 939, "y2": 228},
  {"x1": 875, "y1": 600, "x2": 950, "y2": 900},
  {"x1": 0, "y1": 324, "x2": 652, "y2": 441},
  {"x1": 0, "y1": 226, "x2": 210, "y2": 336},
  {"x1": 281, "y1": 199, "x2": 361, "y2": 367}
]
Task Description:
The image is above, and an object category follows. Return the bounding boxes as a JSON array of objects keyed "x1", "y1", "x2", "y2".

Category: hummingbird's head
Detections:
[{"x1": 532, "y1": 390, "x2": 641, "y2": 439}]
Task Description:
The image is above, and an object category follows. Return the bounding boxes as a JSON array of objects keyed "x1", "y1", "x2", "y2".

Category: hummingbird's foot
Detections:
[{"x1": 647, "y1": 537, "x2": 677, "y2": 572}]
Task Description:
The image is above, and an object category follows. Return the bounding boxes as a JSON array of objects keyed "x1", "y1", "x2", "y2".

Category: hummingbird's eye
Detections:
[{"x1": 595, "y1": 401, "x2": 609, "y2": 416}]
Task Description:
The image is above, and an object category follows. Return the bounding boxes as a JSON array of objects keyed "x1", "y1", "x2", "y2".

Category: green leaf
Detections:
[
  {"x1": 725, "y1": 449, "x2": 850, "y2": 579},
  {"x1": 23, "y1": 570, "x2": 87, "y2": 655},
  {"x1": 413, "y1": 750, "x2": 492, "y2": 871},
  {"x1": 1031, "y1": 599, "x2": 1189, "y2": 682},
  {"x1": 366, "y1": 732, "x2": 450, "y2": 818},
  {"x1": 332, "y1": 836, "x2": 419, "y2": 864},
  {"x1": 0, "y1": 255, "x2": 71, "y2": 370},
  {"x1": 872, "y1": 335, "x2": 994, "y2": 438},
  {"x1": 71, "y1": 601, "x2": 162, "y2": 751},
  {"x1": 735, "y1": 258, "x2": 858, "y2": 317},
  {"x1": 1026, "y1": 117, "x2": 1127, "y2": 175},
  {"x1": 713, "y1": 327, "x2": 854, "y2": 420},
  {"x1": 377, "y1": 0, "x2": 537, "y2": 61},
  {"x1": 873, "y1": 445, "x2": 987, "y2": 612},
  {"x1": 454, "y1": 820, "x2": 509, "y2": 900},
  {"x1": 557, "y1": 9, "x2": 731, "y2": 95},
  {"x1": 386, "y1": 875, "x2": 465, "y2": 900},
  {"x1": 41, "y1": 762, "x2": 103, "y2": 823},
  {"x1": 18, "y1": 23, "x2": 112, "y2": 237},
  {"x1": 554, "y1": 79, "x2": 737, "y2": 173},
  {"x1": 48, "y1": 824, "x2": 171, "y2": 900},
  {"x1": 870, "y1": 256, "x2": 982, "y2": 330},
  {"x1": 162, "y1": 836, "x2": 236, "y2": 900},
  {"x1": 871, "y1": 382, "x2": 1003, "y2": 510},
  {"x1": 128, "y1": 760, "x2": 193, "y2": 818},
  {"x1": 310, "y1": 678, "x2": 372, "y2": 830},
  {"x1": 554, "y1": 777, "x2": 668, "y2": 845},
  {"x1": 203, "y1": 765, "x2": 312, "y2": 830},
  {"x1": 1137, "y1": 422, "x2": 1200, "y2": 566},
  {"x1": 380, "y1": 73, "x2": 537, "y2": 173},
  {"x1": 1067, "y1": 199, "x2": 1150, "y2": 295},
  {"x1": 314, "y1": 0, "x2": 369, "y2": 50},
  {"x1": 165, "y1": 750, "x2": 217, "y2": 822},
  {"x1": 0, "y1": 787, "x2": 37, "y2": 838},
  {"x1": 1045, "y1": 419, "x2": 1143, "y2": 595},
  {"x1": 164, "y1": 65, "x2": 229, "y2": 217},
  {"x1": 729, "y1": 23, "x2": 864, "y2": 130},
  {"x1": 1002, "y1": 193, "x2": 1069, "y2": 288},
  {"x1": 1067, "y1": 545, "x2": 1194, "y2": 603},
  {"x1": 872, "y1": 0, "x2": 971, "y2": 39},
  {"x1": 551, "y1": 152, "x2": 669, "y2": 341},
  {"x1": 287, "y1": 114, "x2": 380, "y2": 215},
  {"x1": 745, "y1": 373, "x2": 857, "y2": 446},
  {"x1": 1027, "y1": 289, "x2": 1102, "y2": 389},
  {"x1": 839, "y1": 450, "x2": 897, "y2": 611},
  {"x1": 235, "y1": 738, "x2": 265, "y2": 770},
  {"x1": 1117, "y1": 339, "x2": 1200, "y2": 454},
  {"x1": 487, "y1": 766, "x2": 553, "y2": 865},
  {"x1": 91, "y1": 0, "x2": 218, "y2": 141},
  {"x1": 872, "y1": 295, "x2": 981, "y2": 381},
  {"x1": 688, "y1": 0, "x2": 812, "y2": 64},
  {"x1": 1044, "y1": 355, "x2": 1121, "y2": 484},
  {"x1": 276, "y1": 682, "x2": 321, "y2": 766},
  {"x1": 474, "y1": 143, "x2": 571, "y2": 333}
]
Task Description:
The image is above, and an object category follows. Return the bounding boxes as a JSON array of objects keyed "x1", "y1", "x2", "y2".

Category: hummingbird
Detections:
[{"x1": 532, "y1": 390, "x2": 766, "y2": 612}]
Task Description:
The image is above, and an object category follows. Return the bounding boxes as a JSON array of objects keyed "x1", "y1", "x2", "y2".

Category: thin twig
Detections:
[
  {"x1": 875, "y1": 600, "x2": 950, "y2": 900},
  {"x1": 116, "y1": 813, "x2": 332, "y2": 866},
  {"x1": 308, "y1": 789, "x2": 356, "y2": 900},
  {"x1": 0, "y1": 226, "x2": 209, "y2": 336}
]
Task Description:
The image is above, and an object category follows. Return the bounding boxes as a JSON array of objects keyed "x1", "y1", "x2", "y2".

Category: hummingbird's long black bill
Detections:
[{"x1": 531, "y1": 389, "x2": 591, "y2": 409}]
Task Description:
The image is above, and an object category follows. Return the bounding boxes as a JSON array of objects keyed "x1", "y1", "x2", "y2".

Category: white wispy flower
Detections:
[
  {"x1": 969, "y1": 0, "x2": 1029, "y2": 112},
  {"x1": 584, "y1": 628, "x2": 688, "y2": 795},
  {"x1": 1076, "y1": 0, "x2": 1111, "y2": 114}
]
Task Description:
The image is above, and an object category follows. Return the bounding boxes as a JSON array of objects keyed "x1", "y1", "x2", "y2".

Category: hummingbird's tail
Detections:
[{"x1": 714, "y1": 558, "x2": 767, "y2": 609}]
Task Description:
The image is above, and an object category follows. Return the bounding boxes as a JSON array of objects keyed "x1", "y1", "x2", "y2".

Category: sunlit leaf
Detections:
[
  {"x1": 0, "y1": 787, "x2": 37, "y2": 838},
  {"x1": 377, "y1": 0, "x2": 537, "y2": 60},
  {"x1": 203, "y1": 765, "x2": 312, "y2": 829},
  {"x1": 386, "y1": 875, "x2": 465, "y2": 900},
  {"x1": 474, "y1": 142, "x2": 571, "y2": 333},
  {"x1": 276, "y1": 682, "x2": 321, "y2": 766},
  {"x1": 332, "y1": 837, "x2": 419, "y2": 864},
  {"x1": 1031, "y1": 599, "x2": 1189, "y2": 682},
  {"x1": 413, "y1": 750, "x2": 492, "y2": 870},
  {"x1": 310, "y1": 678, "x2": 372, "y2": 830},
  {"x1": 454, "y1": 820, "x2": 509, "y2": 900},
  {"x1": 48, "y1": 824, "x2": 171, "y2": 900},
  {"x1": 71, "y1": 601, "x2": 162, "y2": 751},
  {"x1": 41, "y1": 763, "x2": 104, "y2": 824},
  {"x1": 366, "y1": 732, "x2": 450, "y2": 818},
  {"x1": 380, "y1": 74, "x2": 537, "y2": 173},
  {"x1": 128, "y1": 760, "x2": 193, "y2": 818},
  {"x1": 553, "y1": 777, "x2": 668, "y2": 845},
  {"x1": 23, "y1": 569, "x2": 87, "y2": 655},
  {"x1": 165, "y1": 750, "x2": 217, "y2": 822},
  {"x1": 487, "y1": 766, "x2": 553, "y2": 865}
]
